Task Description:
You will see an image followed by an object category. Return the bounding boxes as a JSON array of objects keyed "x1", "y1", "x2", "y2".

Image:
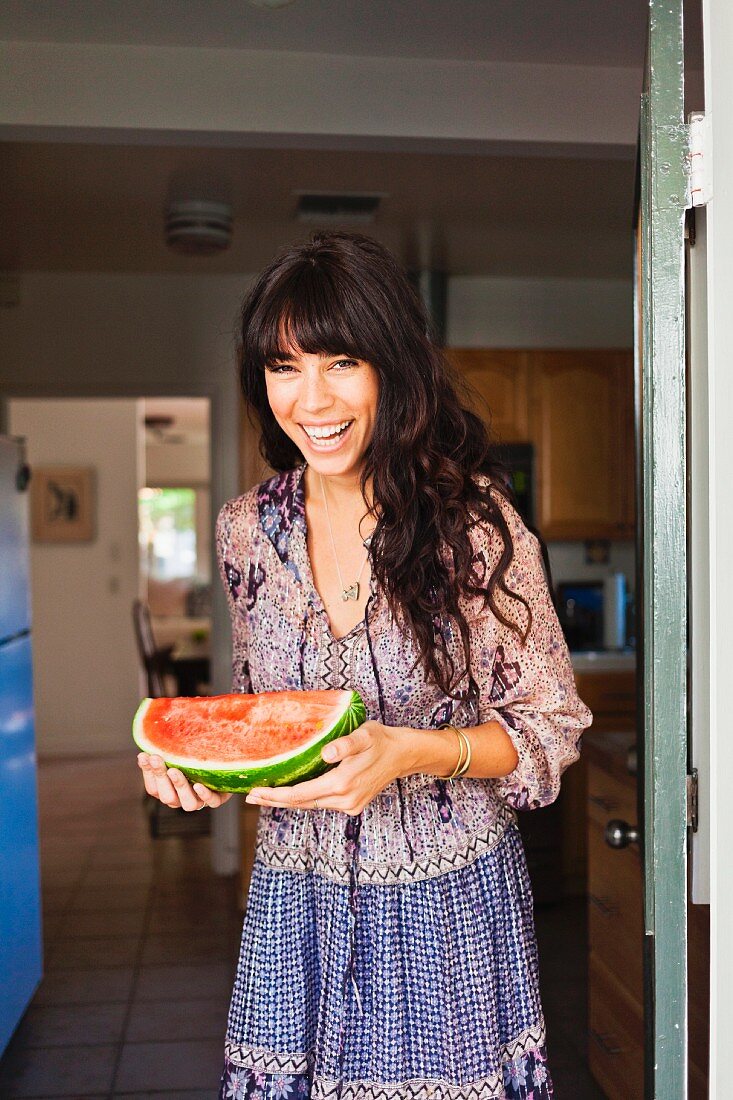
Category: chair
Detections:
[
  {"x1": 131, "y1": 599, "x2": 211, "y2": 839},
  {"x1": 132, "y1": 598, "x2": 174, "y2": 698}
]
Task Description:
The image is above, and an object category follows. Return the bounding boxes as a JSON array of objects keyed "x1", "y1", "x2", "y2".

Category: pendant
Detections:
[{"x1": 342, "y1": 583, "x2": 359, "y2": 601}]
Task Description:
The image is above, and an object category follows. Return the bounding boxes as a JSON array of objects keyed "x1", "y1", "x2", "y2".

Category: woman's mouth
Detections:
[{"x1": 300, "y1": 419, "x2": 354, "y2": 451}]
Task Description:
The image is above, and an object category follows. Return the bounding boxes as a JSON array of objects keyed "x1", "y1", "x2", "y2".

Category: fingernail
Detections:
[
  {"x1": 322, "y1": 746, "x2": 337, "y2": 762},
  {"x1": 245, "y1": 795, "x2": 261, "y2": 804}
]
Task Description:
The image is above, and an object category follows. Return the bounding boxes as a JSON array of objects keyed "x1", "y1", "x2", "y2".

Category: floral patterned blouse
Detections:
[{"x1": 216, "y1": 463, "x2": 592, "y2": 826}]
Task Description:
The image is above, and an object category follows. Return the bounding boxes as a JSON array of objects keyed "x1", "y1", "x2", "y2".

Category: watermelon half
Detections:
[{"x1": 132, "y1": 688, "x2": 366, "y2": 793}]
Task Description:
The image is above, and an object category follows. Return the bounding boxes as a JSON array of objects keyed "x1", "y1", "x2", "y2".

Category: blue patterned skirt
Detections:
[{"x1": 218, "y1": 822, "x2": 553, "y2": 1099}]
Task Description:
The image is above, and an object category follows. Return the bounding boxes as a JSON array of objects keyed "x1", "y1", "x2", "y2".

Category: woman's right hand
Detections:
[{"x1": 137, "y1": 752, "x2": 233, "y2": 811}]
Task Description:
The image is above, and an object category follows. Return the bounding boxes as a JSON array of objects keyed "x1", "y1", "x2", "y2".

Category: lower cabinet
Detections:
[
  {"x1": 585, "y1": 732, "x2": 710, "y2": 1099},
  {"x1": 561, "y1": 668, "x2": 636, "y2": 898},
  {"x1": 586, "y1": 742, "x2": 644, "y2": 1099}
]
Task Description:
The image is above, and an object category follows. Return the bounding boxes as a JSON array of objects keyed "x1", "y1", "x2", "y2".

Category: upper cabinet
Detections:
[
  {"x1": 444, "y1": 349, "x2": 530, "y2": 443},
  {"x1": 530, "y1": 350, "x2": 635, "y2": 540},
  {"x1": 447, "y1": 348, "x2": 635, "y2": 541}
]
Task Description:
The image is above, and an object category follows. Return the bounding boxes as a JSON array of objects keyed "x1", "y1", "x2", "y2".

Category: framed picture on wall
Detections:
[{"x1": 31, "y1": 466, "x2": 95, "y2": 542}]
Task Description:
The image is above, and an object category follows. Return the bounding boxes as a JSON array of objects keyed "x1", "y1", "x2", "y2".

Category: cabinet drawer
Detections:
[
  {"x1": 587, "y1": 762, "x2": 637, "y2": 827},
  {"x1": 587, "y1": 819, "x2": 643, "y2": 1002},
  {"x1": 588, "y1": 951, "x2": 644, "y2": 1100}
]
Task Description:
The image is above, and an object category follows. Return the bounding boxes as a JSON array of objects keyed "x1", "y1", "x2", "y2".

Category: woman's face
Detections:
[{"x1": 264, "y1": 344, "x2": 380, "y2": 480}]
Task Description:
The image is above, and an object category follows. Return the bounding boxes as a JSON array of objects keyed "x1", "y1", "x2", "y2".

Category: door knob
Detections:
[{"x1": 604, "y1": 818, "x2": 640, "y2": 848}]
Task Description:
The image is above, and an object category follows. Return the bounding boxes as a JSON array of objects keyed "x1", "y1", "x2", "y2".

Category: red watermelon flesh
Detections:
[{"x1": 132, "y1": 688, "x2": 366, "y2": 793}]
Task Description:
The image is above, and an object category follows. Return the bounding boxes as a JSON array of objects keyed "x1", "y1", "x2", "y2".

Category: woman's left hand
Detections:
[{"x1": 244, "y1": 720, "x2": 416, "y2": 815}]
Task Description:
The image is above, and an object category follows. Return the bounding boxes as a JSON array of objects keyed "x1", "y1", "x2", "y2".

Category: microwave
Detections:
[
  {"x1": 556, "y1": 575, "x2": 631, "y2": 651},
  {"x1": 489, "y1": 442, "x2": 535, "y2": 528}
]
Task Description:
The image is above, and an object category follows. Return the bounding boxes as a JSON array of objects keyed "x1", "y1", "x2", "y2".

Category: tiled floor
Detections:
[{"x1": 1, "y1": 752, "x2": 606, "y2": 1098}]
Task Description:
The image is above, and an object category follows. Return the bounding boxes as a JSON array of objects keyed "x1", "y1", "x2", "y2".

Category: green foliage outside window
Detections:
[{"x1": 139, "y1": 487, "x2": 197, "y2": 581}]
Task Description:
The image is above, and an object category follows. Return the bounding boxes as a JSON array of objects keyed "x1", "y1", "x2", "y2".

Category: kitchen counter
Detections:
[{"x1": 571, "y1": 649, "x2": 636, "y2": 673}]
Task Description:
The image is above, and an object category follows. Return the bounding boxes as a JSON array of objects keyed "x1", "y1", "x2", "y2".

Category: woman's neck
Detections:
[{"x1": 303, "y1": 462, "x2": 373, "y2": 514}]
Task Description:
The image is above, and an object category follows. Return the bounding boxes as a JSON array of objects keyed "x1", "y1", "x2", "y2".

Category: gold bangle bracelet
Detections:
[
  {"x1": 437, "y1": 724, "x2": 472, "y2": 781},
  {"x1": 454, "y1": 728, "x2": 472, "y2": 778},
  {"x1": 436, "y1": 723, "x2": 465, "y2": 781}
]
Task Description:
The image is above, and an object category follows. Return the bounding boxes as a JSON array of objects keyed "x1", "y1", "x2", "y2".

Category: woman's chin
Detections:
[{"x1": 305, "y1": 451, "x2": 364, "y2": 478}]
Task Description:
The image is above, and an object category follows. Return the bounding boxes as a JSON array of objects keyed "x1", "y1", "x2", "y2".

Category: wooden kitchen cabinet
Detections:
[
  {"x1": 585, "y1": 733, "x2": 644, "y2": 1100},
  {"x1": 529, "y1": 349, "x2": 635, "y2": 540},
  {"x1": 446, "y1": 347, "x2": 635, "y2": 541},
  {"x1": 444, "y1": 349, "x2": 530, "y2": 442}
]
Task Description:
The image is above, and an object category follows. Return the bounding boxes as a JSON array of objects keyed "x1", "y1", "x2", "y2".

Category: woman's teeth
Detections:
[{"x1": 302, "y1": 420, "x2": 353, "y2": 447}]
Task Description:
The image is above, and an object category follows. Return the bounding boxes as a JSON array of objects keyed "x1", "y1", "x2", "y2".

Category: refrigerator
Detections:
[{"x1": 0, "y1": 435, "x2": 42, "y2": 1055}]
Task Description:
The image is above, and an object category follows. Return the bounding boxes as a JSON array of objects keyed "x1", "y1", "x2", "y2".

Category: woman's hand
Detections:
[
  {"x1": 244, "y1": 720, "x2": 418, "y2": 816},
  {"x1": 137, "y1": 752, "x2": 233, "y2": 811}
]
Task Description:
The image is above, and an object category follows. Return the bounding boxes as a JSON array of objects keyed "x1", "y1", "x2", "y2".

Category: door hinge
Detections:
[
  {"x1": 687, "y1": 112, "x2": 711, "y2": 208},
  {"x1": 687, "y1": 769, "x2": 699, "y2": 832}
]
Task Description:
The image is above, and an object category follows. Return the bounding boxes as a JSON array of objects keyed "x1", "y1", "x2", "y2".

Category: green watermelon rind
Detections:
[{"x1": 132, "y1": 689, "x2": 367, "y2": 794}]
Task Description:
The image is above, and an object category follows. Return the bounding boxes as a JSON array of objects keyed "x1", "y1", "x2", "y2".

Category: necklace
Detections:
[{"x1": 319, "y1": 472, "x2": 371, "y2": 602}]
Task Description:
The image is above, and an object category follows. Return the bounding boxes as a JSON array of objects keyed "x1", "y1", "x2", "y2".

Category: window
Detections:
[{"x1": 138, "y1": 487, "x2": 197, "y2": 582}]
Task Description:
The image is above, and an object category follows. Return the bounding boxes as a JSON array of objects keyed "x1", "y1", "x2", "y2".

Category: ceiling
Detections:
[
  {"x1": 0, "y1": 141, "x2": 635, "y2": 277},
  {"x1": 0, "y1": 0, "x2": 656, "y2": 67},
  {"x1": 144, "y1": 397, "x2": 209, "y2": 443},
  {"x1": 1, "y1": 1, "x2": 703, "y2": 280}
]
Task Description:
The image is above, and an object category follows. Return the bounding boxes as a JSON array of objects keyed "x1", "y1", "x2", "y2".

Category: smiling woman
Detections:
[{"x1": 144, "y1": 231, "x2": 592, "y2": 1099}]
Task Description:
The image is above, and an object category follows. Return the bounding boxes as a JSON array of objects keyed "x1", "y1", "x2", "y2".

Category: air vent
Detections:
[{"x1": 294, "y1": 192, "x2": 384, "y2": 224}]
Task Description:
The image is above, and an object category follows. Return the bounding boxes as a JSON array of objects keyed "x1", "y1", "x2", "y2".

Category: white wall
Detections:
[
  {"x1": 546, "y1": 540, "x2": 635, "y2": 591},
  {"x1": 8, "y1": 398, "x2": 143, "y2": 757},
  {"x1": 447, "y1": 275, "x2": 633, "y2": 347},
  {"x1": 0, "y1": 271, "x2": 631, "y2": 385},
  {"x1": 145, "y1": 441, "x2": 209, "y2": 485},
  {"x1": 0, "y1": 271, "x2": 247, "y2": 399},
  {"x1": 0, "y1": 41, "x2": 640, "y2": 154}
]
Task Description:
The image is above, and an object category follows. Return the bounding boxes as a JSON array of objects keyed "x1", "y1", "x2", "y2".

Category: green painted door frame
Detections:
[{"x1": 636, "y1": 0, "x2": 689, "y2": 1095}]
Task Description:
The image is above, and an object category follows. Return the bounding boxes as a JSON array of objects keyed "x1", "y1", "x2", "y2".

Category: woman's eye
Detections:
[
  {"x1": 332, "y1": 359, "x2": 358, "y2": 370},
  {"x1": 266, "y1": 363, "x2": 296, "y2": 374}
]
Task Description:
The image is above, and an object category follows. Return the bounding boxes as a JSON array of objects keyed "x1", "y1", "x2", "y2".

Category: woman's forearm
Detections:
[{"x1": 397, "y1": 720, "x2": 519, "y2": 782}]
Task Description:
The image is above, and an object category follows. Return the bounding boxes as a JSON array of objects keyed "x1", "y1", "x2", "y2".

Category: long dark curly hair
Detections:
[{"x1": 238, "y1": 231, "x2": 537, "y2": 699}]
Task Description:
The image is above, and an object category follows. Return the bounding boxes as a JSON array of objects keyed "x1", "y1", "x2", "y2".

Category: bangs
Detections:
[{"x1": 248, "y1": 264, "x2": 374, "y2": 368}]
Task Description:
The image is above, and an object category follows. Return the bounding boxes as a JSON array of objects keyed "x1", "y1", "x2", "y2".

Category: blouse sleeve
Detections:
[
  {"x1": 467, "y1": 491, "x2": 593, "y2": 810},
  {"x1": 215, "y1": 499, "x2": 252, "y2": 695}
]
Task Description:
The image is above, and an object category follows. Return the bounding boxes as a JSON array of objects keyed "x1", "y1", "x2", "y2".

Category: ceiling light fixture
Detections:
[{"x1": 165, "y1": 200, "x2": 233, "y2": 255}]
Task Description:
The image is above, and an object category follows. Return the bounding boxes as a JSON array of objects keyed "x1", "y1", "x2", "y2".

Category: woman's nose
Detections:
[{"x1": 299, "y1": 370, "x2": 333, "y2": 413}]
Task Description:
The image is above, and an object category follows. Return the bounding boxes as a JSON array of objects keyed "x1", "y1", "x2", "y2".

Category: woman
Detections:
[{"x1": 138, "y1": 231, "x2": 592, "y2": 1099}]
